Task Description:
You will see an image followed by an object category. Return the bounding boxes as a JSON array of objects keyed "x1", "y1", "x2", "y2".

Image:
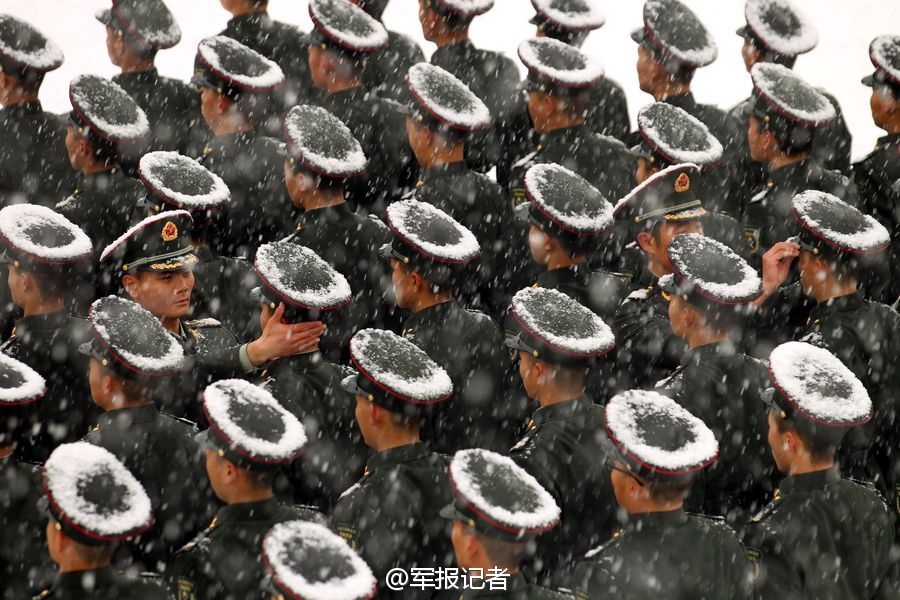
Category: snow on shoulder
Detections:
[
  {"x1": 0, "y1": 204, "x2": 92, "y2": 263},
  {"x1": 750, "y1": 63, "x2": 835, "y2": 125},
  {"x1": 744, "y1": 0, "x2": 818, "y2": 56},
  {"x1": 69, "y1": 74, "x2": 149, "y2": 142},
  {"x1": 638, "y1": 102, "x2": 723, "y2": 166},
  {"x1": 0, "y1": 352, "x2": 46, "y2": 405},
  {"x1": 139, "y1": 151, "x2": 230, "y2": 211},
  {"x1": 532, "y1": 0, "x2": 605, "y2": 31},
  {"x1": 511, "y1": 287, "x2": 614, "y2": 355},
  {"x1": 386, "y1": 199, "x2": 481, "y2": 262},
  {"x1": 667, "y1": 233, "x2": 762, "y2": 303},
  {"x1": 254, "y1": 241, "x2": 352, "y2": 309},
  {"x1": 197, "y1": 36, "x2": 284, "y2": 91},
  {"x1": 525, "y1": 163, "x2": 614, "y2": 234},
  {"x1": 518, "y1": 37, "x2": 604, "y2": 87},
  {"x1": 407, "y1": 63, "x2": 491, "y2": 131},
  {"x1": 791, "y1": 190, "x2": 890, "y2": 253}
]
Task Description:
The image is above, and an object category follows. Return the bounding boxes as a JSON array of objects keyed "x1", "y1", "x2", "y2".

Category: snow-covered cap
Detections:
[
  {"x1": 80, "y1": 296, "x2": 184, "y2": 383},
  {"x1": 604, "y1": 390, "x2": 718, "y2": 482},
  {"x1": 737, "y1": 0, "x2": 817, "y2": 58},
  {"x1": 423, "y1": 0, "x2": 494, "y2": 21},
  {"x1": 406, "y1": 63, "x2": 491, "y2": 134},
  {"x1": 0, "y1": 204, "x2": 92, "y2": 274},
  {"x1": 747, "y1": 63, "x2": 836, "y2": 127},
  {"x1": 382, "y1": 199, "x2": 480, "y2": 286},
  {"x1": 518, "y1": 37, "x2": 604, "y2": 94},
  {"x1": 202, "y1": 379, "x2": 308, "y2": 470},
  {"x1": 344, "y1": 329, "x2": 453, "y2": 416},
  {"x1": 308, "y1": 0, "x2": 389, "y2": 56},
  {"x1": 862, "y1": 35, "x2": 900, "y2": 93},
  {"x1": 262, "y1": 520, "x2": 376, "y2": 600},
  {"x1": 631, "y1": 0, "x2": 718, "y2": 70},
  {"x1": 442, "y1": 449, "x2": 560, "y2": 542},
  {"x1": 634, "y1": 102, "x2": 724, "y2": 168},
  {"x1": 101, "y1": 210, "x2": 196, "y2": 273},
  {"x1": 138, "y1": 151, "x2": 230, "y2": 214},
  {"x1": 790, "y1": 190, "x2": 890, "y2": 258},
  {"x1": 95, "y1": 0, "x2": 182, "y2": 51},
  {"x1": 43, "y1": 442, "x2": 153, "y2": 546},
  {"x1": 192, "y1": 36, "x2": 284, "y2": 100},
  {"x1": 0, "y1": 15, "x2": 63, "y2": 79},
  {"x1": 614, "y1": 164, "x2": 706, "y2": 231},
  {"x1": 763, "y1": 342, "x2": 872, "y2": 444},
  {"x1": 284, "y1": 105, "x2": 368, "y2": 180},
  {"x1": 505, "y1": 287, "x2": 615, "y2": 366},
  {"x1": 0, "y1": 352, "x2": 46, "y2": 407},
  {"x1": 530, "y1": 0, "x2": 605, "y2": 35},
  {"x1": 253, "y1": 241, "x2": 352, "y2": 320},
  {"x1": 69, "y1": 74, "x2": 149, "y2": 145}
]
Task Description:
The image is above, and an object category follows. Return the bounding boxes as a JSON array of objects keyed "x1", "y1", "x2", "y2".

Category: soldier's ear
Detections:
[
  {"x1": 122, "y1": 274, "x2": 139, "y2": 301},
  {"x1": 635, "y1": 230, "x2": 655, "y2": 255}
]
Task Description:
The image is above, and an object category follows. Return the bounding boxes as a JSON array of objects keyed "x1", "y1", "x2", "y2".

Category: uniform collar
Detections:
[
  {"x1": 12, "y1": 310, "x2": 68, "y2": 339},
  {"x1": 537, "y1": 264, "x2": 590, "y2": 287},
  {"x1": 421, "y1": 161, "x2": 469, "y2": 181},
  {"x1": 874, "y1": 132, "x2": 900, "y2": 150},
  {"x1": 779, "y1": 466, "x2": 840, "y2": 496},
  {"x1": 208, "y1": 130, "x2": 257, "y2": 154},
  {"x1": 80, "y1": 169, "x2": 121, "y2": 192},
  {"x1": 53, "y1": 566, "x2": 118, "y2": 592},
  {"x1": 216, "y1": 496, "x2": 283, "y2": 526},
  {"x1": 226, "y1": 11, "x2": 273, "y2": 30},
  {"x1": 809, "y1": 291, "x2": 864, "y2": 318},
  {"x1": 299, "y1": 201, "x2": 353, "y2": 224},
  {"x1": 537, "y1": 123, "x2": 589, "y2": 148},
  {"x1": 96, "y1": 403, "x2": 160, "y2": 428},
  {"x1": 681, "y1": 340, "x2": 736, "y2": 367},
  {"x1": 403, "y1": 300, "x2": 457, "y2": 333},
  {"x1": 463, "y1": 571, "x2": 529, "y2": 597},
  {"x1": 767, "y1": 158, "x2": 818, "y2": 184},
  {"x1": 622, "y1": 507, "x2": 689, "y2": 532},
  {"x1": 531, "y1": 394, "x2": 593, "y2": 429},
  {"x1": 113, "y1": 68, "x2": 160, "y2": 86},
  {"x1": 366, "y1": 442, "x2": 430, "y2": 474},
  {"x1": 662, "y1": 92, "x2": 697, "y2": 112},
  {"x1": 322, "y1": 86, "x2": 368, "y2": 110}
]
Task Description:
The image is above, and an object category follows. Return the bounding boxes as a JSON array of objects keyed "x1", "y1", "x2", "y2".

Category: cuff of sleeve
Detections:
[{"x1": 239, "y1": 343, "x2": 256, "y2": 373}]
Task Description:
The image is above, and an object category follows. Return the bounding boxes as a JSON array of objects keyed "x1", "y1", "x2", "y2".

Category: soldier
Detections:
[
  {"x1": 656, "y1": 233, "x2": 774, "y2": 527},
  {"x1": 332, "y1": 328, "x2": 454, "y2": 599},
  {"x1": 96, "y1": 0, "x2": 205, "y2": 155},
  {"x1": 505, "y1": 286, "x2": 617, "y2": 586},
  {"x1": 170, "y1": 378, "x2": 321, "y2": 600},
  {"x1": 573, "y1": 390, "x2": 752, "y2": 599},
  {"x1": 0, "y1": 204, "x2": 94, "y2": 462},
  {"x1": 191, "y1": 35, "x2": 291, "y2": 258},
  {"x1": 743, "y1": 341, "x2": 896, "y2": 598},
  {"x1": 441, "y1": 449, "x2": 572, "y2": 598},
  {"x1": 39, "y1": 442, "x2": 167, "y2": 598},
  {"x1": 0, "y1": 15, "x2": 73, "y2": 208},
  {"x1": 80, "y1": 295, "x2": 212, "y2": 571},
  {"x1": 382, "y1": 198, "x2": 513, "y2": 452}
]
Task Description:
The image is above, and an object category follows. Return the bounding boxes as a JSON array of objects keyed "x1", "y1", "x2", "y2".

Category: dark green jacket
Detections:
[
  {"x1": 365, "y1": 30, "x2": 424, "y2": 103},
  {"x1": 1, "y1": 458, "x2": 53, "y2": 600},
  {"x1": 573, "y1": 509, "x2": 753, "y2": 600},
  {"x1": 189, "y1": 247, "x2": 260, "y2": 343},
  {"x1": 585, "y1": 78, "x2": 630, "y2": 142},
  {"x1": 742, "y1": 468, "x2": 896, "y2": 600},
  {"x1": 35, "y1": 568, "x2": 170, "y2": 600}
]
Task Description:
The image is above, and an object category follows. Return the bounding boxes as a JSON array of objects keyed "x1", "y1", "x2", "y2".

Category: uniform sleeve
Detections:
[{"x1": 743, "y1": 522, "x2": 802, "y2": 599}]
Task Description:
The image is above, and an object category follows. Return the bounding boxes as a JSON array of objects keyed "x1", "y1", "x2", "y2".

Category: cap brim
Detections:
[
  {"x1": 735, "y1": 25, "x2": 748, "y2": 38},
  {"x1": 529, "y1": 14, "x2": 542, "y2": 26},
  {"x1": 77, "y1": 340, "x2": 92, "y2": 357},
  {"x1": 95, "y1": 8, "x2": 113, "y2": 26},
  {"x1": 760, "y1": 387, "x2": 779, "y2": 410},
  {"x1": 630, "y1": 27, "x2": 645, "y2": 44},
  {"x1": 861, "y1": 74, "x2": 875, "y2": 88},
  {"x1": 143, "y1": 253, "x2": 198, "y2": 272},
  {"x1": 439, "y1": 503, "x2": 468, "y2": 522},
  {"x1": 0, "y1": 249, "x2": 15, "y2": 265}
]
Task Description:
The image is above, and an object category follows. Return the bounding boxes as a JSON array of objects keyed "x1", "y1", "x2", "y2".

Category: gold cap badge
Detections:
[
  {"x1": 674, "y1": 172, "x2": 690, "y2": 193},
  {"x1": 161, "y1": 221, "x2": 178, "y2": 242}
]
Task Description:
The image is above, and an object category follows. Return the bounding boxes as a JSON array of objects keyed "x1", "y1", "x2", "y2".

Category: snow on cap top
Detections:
[
  {"x1": 254, "y1": 242, "x2": 352, "y2": 310},
  {"x1": 263, "y1": 520, "x2": 376, "y2": 600},
  {"x1": 641, "y1": 0, "x2": 718, "y2": 68},
  {"x1": 605, "y1": 390, "x2": 718, "y2": 475},
  {"x1": 197, "y1": 36, "x2": 284, "y2": 92},
  {"x1": 139, "y1": 151, "x2": 230, "y2": 211},
  {"x1": 637, "y1": 102, "x2": 723, "y2": 166},
  {"x1": 0, "y1": 352, "x2": 46, "y2": 406},
  {"x1": 666, "y1": 233, "x2": 762, "y2": 304},
  {"x1": 870, "y1": 35, "x2": 900, "y2": 87},
  {"x1": 309, "y1": 0, "x2": 388, "y2": 53},
  {"x1": 430, "y1": 0, "x2": 495, "y2": 19},
  {"x1": 0, "y1": 204, "x2": 92, "y2": 265},
  {"x1": 518, "y1": 37, "x2": 604, "y2": 88},
  {"x1": 525, "y1": 163, "x2": 613, "y2": 235},
  {"x1": 43, "y1": 442, "x2": 153, "y2": 541},
  {"x1": 750, "y1": 62, "x2": 836, "y2": 126},
  {"x1": 407, "y1": 63, "x2": 491, "y2": 131},
  {"x1": 100, "y1": 209, "x2": 192, "y2": 263},
  {"x1": 69, "y1": 74, "x2": 149, "y2": 143},
  {"x1": 105, "y1": 0, "x2": 182, "y2": 50},
  {"x1": 531, "y1": 0, "x2": 605, "y2": 32},
  {"x1": 0, "y1": 15, "x2": 63, "y2": 72},
  {"x1": 284, "y1": 105, "x2": 368, "y2": 178},
  {"x1": 791, "y1": 190, "x2": 890, "y2": 254},
  {"x1": 744, "y1": 0, "x2": 817, "y2": 57},
  {"x1": 768, "y1": 342, "x2": 872, "y2": 425},
  {"x1": 203, "y1": 379, "x2": 308, "y2": 463},
  {"x1": 386, "y1": 199, "x2": 481, "y2": 263},
  {"x1": 511, "y1": 287, "x2": 615, "y2": 356}
]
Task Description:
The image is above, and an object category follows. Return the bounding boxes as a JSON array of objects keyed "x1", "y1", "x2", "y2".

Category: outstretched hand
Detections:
[
  {"x1": 755, "y1": 242, "x2": 800, "y2": 306},
  {"x1": 246, "y1": 303, "x2": 326, "y2": 367}
]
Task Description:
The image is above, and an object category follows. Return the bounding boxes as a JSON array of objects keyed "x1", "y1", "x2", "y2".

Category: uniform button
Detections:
[{"x1": 766, "y1": 180, "x2": 774, "y2": 188}]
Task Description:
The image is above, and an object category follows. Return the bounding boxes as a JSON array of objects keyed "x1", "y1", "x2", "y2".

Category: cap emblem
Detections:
[
  {"x1": 674, "y1": 172, "x2": 690, "y2": 193},
  {"x1": 161, "y1": 221, "x2": 178, "y2": 242}
]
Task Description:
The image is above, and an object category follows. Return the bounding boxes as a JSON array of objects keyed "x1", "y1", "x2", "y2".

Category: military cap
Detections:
[
  {"x1": 252, "y1": 240, "x2": 352, "y2": 321},
  {"x1": 736, "y1": 0, "x2": 817, "y2": 58},
  {"x1": 631, "y1": 0, "x2": 717, "y2": 70},
  {"x1": 658, "y1": 233, "x2": 762, "y2": 315},
  {"x1": 530, "y1": 0, "x2": 605, "y2": 39},
  {"x1": 0, "y1": 204, "x2": 92, "y2": 274},
  {"x1": 138, "y1": 151, "x2": 230, "y2": 215},
  {"x1": 381, "y1": 198, "x2": 481, "y2": 286},
  {"x1": 423, "y1": 0, "x2": 494, "y2": 21},
  {"x1": 0, "y1": 14, "x2": 63, "y2": 82},
  {"x1": 283, "y1": 105, "x2": 368, "y2": 180},
  {"x1": 192, "y1": 36, "x2": 284, "y2": 101},
  {"x1": 79, "y1": 295, "x2": 185, "y2": 384},
  {"x1": 614, "y1": 163, "x2": 706, "y2": 228},
  {"x1": 746, "y1": 62, "x2": 835, "y2": 129},
  {"x1": 518, "y1": 37, "x2": 604, "y2": 95},
  {"x1": 308, "y1": 0, "x2": 389, "y2": 56},
  {"x1": 406, "y1": 62, "x2": 491, "y2": 136},
  {"x1": 95, "y1": 0, "x2": 181, "y2": 51},
  {"x1": 762, "y1": 341, "x2": 872, "y2": 445},
  {"x1": 262, "y1": 520, "x2": 377, "y2": 600},
  {"x1": 633, "y1": 102, "x2": 724, "y2": 169},
  {"x1": 69, "y1": 74, "x2": 149, "y2": 146},
  {"x1": 43, "y1": 441, "x2": 153, "y2": 546},
  {"x1": 603, "y1": 389, "x2": 718, "y2": 483},
  {"x1": 202, "y1": 378, "x2": 308, "y2": 470},
  {"x1": 790, "y1": 190, "x2": 890, "y2": 261},
  {"x1": 100, "y1": 209, "x2": 197, "y2": 273},
  {"x1": 342, "y1": 328, "x2": 453, "y2": 416},
  {"x1": 0, "y1": 352, "x2": 46, "y2": 407},
  {"x1": 861, "y1": 35, "x2": 900, "y2": 94},
  {"x1": 505, "y1": 286, "x2": 615, "y2": 366},
  {"x1": 441, "y1": 448, "x2": 560, "y2": 542}
]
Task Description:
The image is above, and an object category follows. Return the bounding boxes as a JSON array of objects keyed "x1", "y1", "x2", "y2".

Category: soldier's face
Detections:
[
  {"x1": 741, "y1": 38, "x2": 762, "y2": 73},
  {"x1": 450, "y1": 520, "x2": 474, "y2": 569},
  {"x1": 746, "y1": 116, "x2": 776, "y2": 163},
  {"x1": 528, "y1": 225, "x2": 551, "y2": 265},
  {"x1": 870, "y1": 86, "x2": 898, "y2": 130},
  {"x1": 354, "y1": 395, "x2": 376, "y2": 447},
  {"x1": 667, "y1": 295, "x2": 688, "y2": 339},
  {"x1": 64, "y1": 126, "x2": 87, "y2": 171},
  {"x1": 634, "y1": 157, "x2": 658, "y2": 184},
  {"x1": 105, "y1": 27, "x2": 123, "y2": 67},
  {"x1": 636, "y1": 46, "x2": 661, "y2": 95},
  {"x1": 766, "y1": 409, "x2": 790, "y2": 472},
  {"x1": 518, "y1": 351, "x2": 541, "y2": 399},
  {"x1": 5, "y1": 264, "x2": 24, "y2": 307},
  {"x1": 283, "y1": 159, "x2": 315, "y2": 208},
  {"x1": 390, "y1": 259, "x2": 415, "y2": 310},
  {"x1": 123, "y1": 268, "x2": 194, "y2": 320}
]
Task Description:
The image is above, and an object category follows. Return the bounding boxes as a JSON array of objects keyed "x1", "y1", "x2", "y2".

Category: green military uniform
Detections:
[{"x1": 34, "y1": 569, "x2": 170, "y2": 600}]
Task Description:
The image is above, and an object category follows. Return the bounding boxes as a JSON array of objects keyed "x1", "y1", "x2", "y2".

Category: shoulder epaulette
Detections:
[{"x1": 185, "y1": 318, "x2": 222, "y2": 329}]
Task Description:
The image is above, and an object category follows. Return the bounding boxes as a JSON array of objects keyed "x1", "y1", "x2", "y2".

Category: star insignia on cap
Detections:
[
  {"x1": 161, "y1": 221, "x2": 178, "y2": 242},
  {"x1": 674, "y1": 172, "x2": 690, "y2": 193}
]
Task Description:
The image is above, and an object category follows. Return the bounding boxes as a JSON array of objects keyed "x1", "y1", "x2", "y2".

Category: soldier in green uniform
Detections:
[
  {"x1": 656, "y1": 233, "x2": 774, "y2": 527},
  {"x1": 442, "y1": 448, "x2": 573, "y2": 599},
  {"x1": 0, "y1": 15, "x2": 73, "y2": 208},
  {"x1": 573, "y1": 389, "x2": 753, "y2": 599},
  {"x1": 382, "y1": 198, "x2": 514, "y2": 452},
  {"x1": 332, "y1": 328, "x2": 454, "y2": 599},
  {"x1": 504, "y1": 286, "x2": 617, "y2": 586},
  {"x1": 0, "y1": 204, "x2": 95, "y2": 462},
  {"x1": 743, "y1": 341, "x2": 896, "y2": 598},
  {"x1": 170, "y1": 378, "x2": 321, "y2": 600},
  {"x1": 39, "y1": 442, "x2": 168, "y2": 599}
]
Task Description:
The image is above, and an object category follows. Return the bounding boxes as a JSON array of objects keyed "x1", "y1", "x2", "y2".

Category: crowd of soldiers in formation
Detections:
[{"x1": 0, "y1": 0, "x2": 899, "y2": 598}]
